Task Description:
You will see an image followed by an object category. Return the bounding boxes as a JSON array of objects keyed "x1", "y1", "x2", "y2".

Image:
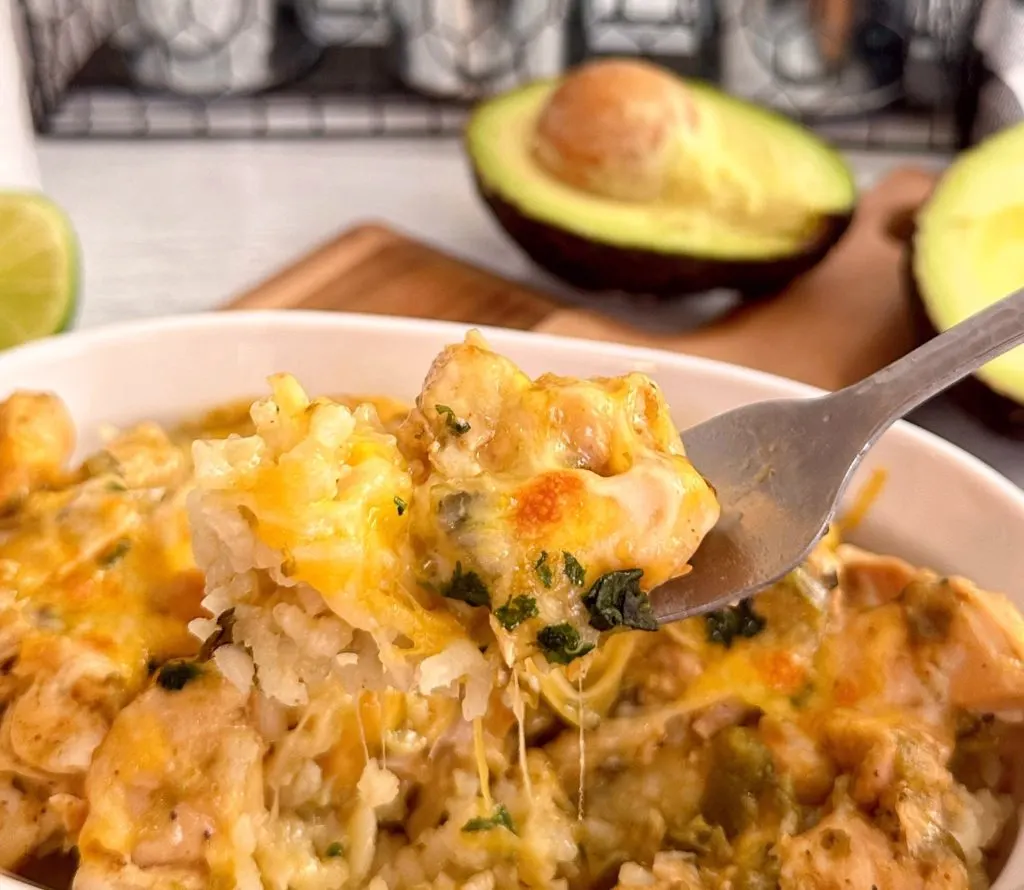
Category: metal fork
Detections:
[{"x1": 650, "y1": 285, "x2": 1024, "y2": 624}]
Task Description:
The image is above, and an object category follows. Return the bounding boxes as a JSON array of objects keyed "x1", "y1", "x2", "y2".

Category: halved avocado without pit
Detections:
[
  {"x1": 465, "y1": 60, "x2": 857, "y2": 297},
  {"x1": 909, "y1": 121, "x2": 1024, "y2": 437}
]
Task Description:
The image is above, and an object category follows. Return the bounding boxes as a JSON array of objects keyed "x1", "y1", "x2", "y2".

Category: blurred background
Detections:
[
  {"x1": 8, "y1": 0, "x2": 1010, "y2": 319},
  {"x1": 11, "y1": 0, "x2": 1004, "y2": 146}
]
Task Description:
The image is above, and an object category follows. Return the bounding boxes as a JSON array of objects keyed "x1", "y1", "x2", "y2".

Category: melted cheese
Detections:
[
  {"x1": 191, "y1": 375, "x2": 467, "y2": 670},
  {"x1": 186, "y1": 335, "x2": 722, "y2": 723},
  {"x1": 48, "y1": 336, "x2": 1024, "y2": 890}
]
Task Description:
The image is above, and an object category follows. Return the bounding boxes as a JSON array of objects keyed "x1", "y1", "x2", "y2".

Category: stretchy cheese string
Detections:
[
  {"x1": 473, "y1": 717, "x2": 492, "y2": 808},
  {"x1": 355, "y1": 691, "x2": 370, "y2": 765},
  {"x1": 577, "y1": 670, "x2": 586, "y2": 822},
  {"x1": 512, "y1": 671, "x2": 533, "y2": 800}
]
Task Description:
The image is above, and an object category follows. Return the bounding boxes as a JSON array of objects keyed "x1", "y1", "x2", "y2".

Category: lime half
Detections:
[{"x1": 0, "y1": 192, "x2": 78, "y2": 350}]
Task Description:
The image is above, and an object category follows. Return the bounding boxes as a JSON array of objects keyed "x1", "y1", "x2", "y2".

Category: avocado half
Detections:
[
  {"x1": 465, "y1": 62, "x2": 857, "y2": 297},
  {"x1": 909, "y1": 121, "x2": 1024, "y2": 437}
]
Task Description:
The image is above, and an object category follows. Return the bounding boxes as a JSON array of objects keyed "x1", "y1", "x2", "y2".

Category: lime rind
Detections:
[{"x1": 0, "y1": 192, "x2": 79, "y2": 351}]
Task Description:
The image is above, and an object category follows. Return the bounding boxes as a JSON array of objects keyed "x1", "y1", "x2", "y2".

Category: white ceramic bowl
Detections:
[{"x1": 0, "y1": 310, "x2": 1021, "y2": 889}]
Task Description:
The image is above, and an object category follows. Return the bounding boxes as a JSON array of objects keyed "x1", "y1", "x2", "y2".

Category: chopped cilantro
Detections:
[
  {"x1": 97, "y1": 538, "x2": 131, "y2": 567},
  {"x1": 198, "y1": 608, "x2": 237, "y2": 661},
  {"x1": 324, "y1": 842, "x2": 344, "y2": 858},
  {"x1": 435, "y1": 404, "x2": 471, "y2": 435},
  {"x1": 563, "y1": 551, "x2": 586, "y2": 587},
  {"x1": 156, "y1": 660, "x2": 202, "y2": 692},
  {"x1": 534, "y1": 551, "x2": 553, "y2": 588},
  {"x1": 494, "y1": 595, "x2": 538, "y2": 631},
  {"x1": 462, "y1": 804, "x2": 516, "y2": 834},
  {"x1": 536, "y1": 623, "x2": 595, "y2": 665},
  {"x1": 394, "y1": 495, "x2": 407, "y2": 516},
  {"x1": 582, "y1": 569, "x2": 658, "y2": 632},
  {"x1": 705, "y1": 599, "x2": 767, "y2": 648},
  {"x1": 441, "y1": 561, "x2": 490, "y2": 608}
]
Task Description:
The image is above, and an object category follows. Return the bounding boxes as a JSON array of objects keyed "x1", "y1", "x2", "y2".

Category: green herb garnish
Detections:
[
  {"x1": 441, "y1": 561, "x2": 490, "y2": 608},
  {"x1": 394, "y1": 495, "x2": 407, "y2": 516},
  {"x1": 494, "y1": 595, "x2": 539, "y2": 631},
  {"x1": 536, "y1": 623, "x2": 595, "y2": 665},
  {"x1": 534, "y1": 551, "x2": 553, "y2": 588},
  {"x1": 97, "y1": 538, "x2": 131, "y2": 567},
  {"x1": 324, "y1": 842, "x2": 344, "y2": 858},
  {"x1": 582, "y1": 569, "x2": 658, "y2": 632},
  {"x1": 563, "y1": 551, "x2": 586, "y2": 587},
  {"x1": 462, "y1": 804, "x2": 516, "y2": 834},
  {"x1": 156, "y1": 660, "x2": 203, "y2": 692},
  {"x1": 705, "y1": 599, "x2": 767, "y2": 648},
  {"x1": 435, "y1": 404, "x2": 471, "y2": 435}
]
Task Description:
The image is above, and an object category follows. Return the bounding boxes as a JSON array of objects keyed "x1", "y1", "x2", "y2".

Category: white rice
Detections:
[{"x1": 186, "y1": 379, "x2": 492, "y2": 720}]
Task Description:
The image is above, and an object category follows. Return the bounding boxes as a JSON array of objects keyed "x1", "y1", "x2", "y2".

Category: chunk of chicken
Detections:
[
  {"x1": 778, "y1": 805, "x2": 969, "y2": 890},
  {"x1": 903, "y1": 574, "x2": 1024, "y2": 714},
  {"x1": 835, "y1": 545, "x2": 1024, "y2": 715},
  {"x1": 818, "y1": 598, "x2": 938, "y2": 718},
  {"x1": 0, "y1": 423, "x2": 204, "y2": 868},
  {"x1": 819, "y1": 708, "x2": 1013, "y2": 881},
  {"x1": 0, "y1": 774, "x2": 79, "y2": 870},
  {"x1": 0, "y1": 640, "x2": 122, "y2": 780},
  {"x1": 0, "y1": 392, "x2": 74, "y2": 513},
  {"x1": 75, "y1": 669, "x2": 267, "y2": 890}
]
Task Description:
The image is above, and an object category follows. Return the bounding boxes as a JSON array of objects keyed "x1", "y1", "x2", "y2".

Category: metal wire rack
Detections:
[{"x1": 16, "y1": 0, "x2": 976, "y2": 151}]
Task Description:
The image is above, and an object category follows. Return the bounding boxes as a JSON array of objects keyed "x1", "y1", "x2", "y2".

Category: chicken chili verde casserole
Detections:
[{"x1": 0, "y1": 332, "x2": 1022, "y2": 890}]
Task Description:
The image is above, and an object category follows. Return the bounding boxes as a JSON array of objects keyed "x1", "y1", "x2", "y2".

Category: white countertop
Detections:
[
  {"x1": 36, "y1": 140, "x2": 950, "y2": 328},
  {"x1": 35, "y1": 138, "x2": 1024, "y2": 485}
]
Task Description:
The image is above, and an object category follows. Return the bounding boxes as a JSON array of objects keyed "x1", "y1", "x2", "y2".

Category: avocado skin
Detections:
[
  {"x1": 906, "y1": 242, "x2": 1024, "y2": 439},
  {"x1": 475, "y1": 175, "x2": 854, "y2": 298}
]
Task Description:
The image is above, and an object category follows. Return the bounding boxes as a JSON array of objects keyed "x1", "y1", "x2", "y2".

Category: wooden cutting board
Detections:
[{"x1": 225, "y1": 167, "x2": 937, "y2": 391}]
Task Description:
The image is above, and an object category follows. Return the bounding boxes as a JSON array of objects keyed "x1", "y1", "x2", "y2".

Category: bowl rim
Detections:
[
  {"x1": 0, "y1": 309, "x2": 1022, "y2": 889},
  {"x1": 3, "y1": 308, "x2": 1022, "y2": 510}
]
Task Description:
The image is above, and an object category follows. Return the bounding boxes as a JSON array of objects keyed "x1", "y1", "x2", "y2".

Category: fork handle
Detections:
[{"x1": 834, "y1": 285, "x2": 1024, "y2": 447}]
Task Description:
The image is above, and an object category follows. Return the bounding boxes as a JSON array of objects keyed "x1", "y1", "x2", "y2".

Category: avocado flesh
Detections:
[
  {"x1": 911, "y1": 122, "x2": 1024, "y2": 434},
  {"x1": 466, "y1": 79, "x2": 856, "y2": 295}
]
